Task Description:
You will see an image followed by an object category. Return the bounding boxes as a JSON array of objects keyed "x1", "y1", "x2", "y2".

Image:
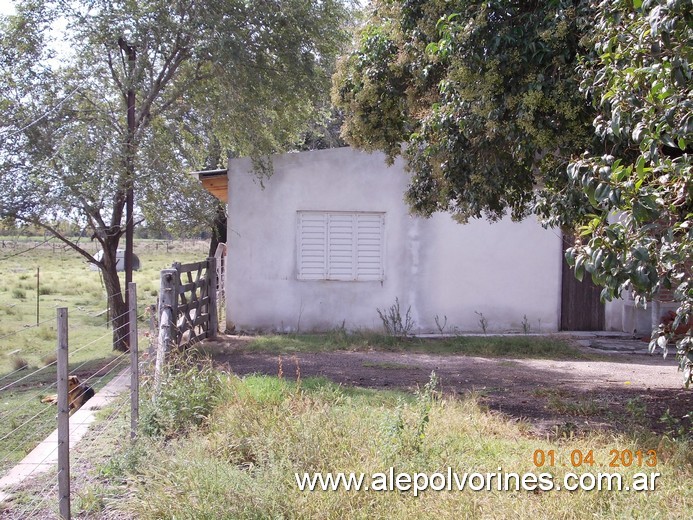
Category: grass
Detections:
[
  {"x1": 249, "y1": 331, "x2": 603, "y2": 360},
  {"x1": 7, "y1": 365, "x2": 689, "y2": 519},
  {"x1": 0, "y1": 237, "x2": 209, "y2": 471}
]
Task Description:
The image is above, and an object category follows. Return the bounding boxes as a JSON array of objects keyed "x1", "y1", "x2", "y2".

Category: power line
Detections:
[
  {"x1": 0, "y1": 236, "x2": 57, "y2": 261},
  {"x1": 0, "y1": 87, "x2": 82, "y2": 140}
]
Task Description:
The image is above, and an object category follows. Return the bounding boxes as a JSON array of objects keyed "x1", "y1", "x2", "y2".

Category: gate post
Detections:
[
  {"x1": 154, "y1": 269, "x2": 177, "y2": 393},
  {"x1": 208, "y1": 257, "x2": 218, "y2": 338}
]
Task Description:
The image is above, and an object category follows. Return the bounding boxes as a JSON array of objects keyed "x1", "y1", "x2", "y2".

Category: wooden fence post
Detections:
[
  {"x1": 36, "y1": 267, "x2": 40, "y2": 326},
  {"x1": 128, "y1": 282, "x2": 138, "y2": 440},
  {"x1": 208, "y1": 257, "x2": 218, "y2": 339},
  {"x1": 57, "y1": 308, "x2": 70, "y2": 520},
  {"x1": 154, "y1": 270, "x2": 177, "y2": 393},
  {"x1": 147, "y1": 301, "x2": 158, "y2": 359}
]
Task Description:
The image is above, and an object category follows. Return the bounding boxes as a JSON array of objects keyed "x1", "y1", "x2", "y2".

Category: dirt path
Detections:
[{"x1": 206, "y1": 336, "x2": 691, "y2": 436}]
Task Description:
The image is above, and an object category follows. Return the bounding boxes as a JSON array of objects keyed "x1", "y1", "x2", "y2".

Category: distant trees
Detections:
[{"x1": 1, "y1": 0, "x2": 352, "y2": 350}]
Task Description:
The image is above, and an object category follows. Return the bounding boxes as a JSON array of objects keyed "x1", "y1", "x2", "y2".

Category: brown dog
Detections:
[{"x1": 41, "y1": 375, "x2": 95, "y2": 414}]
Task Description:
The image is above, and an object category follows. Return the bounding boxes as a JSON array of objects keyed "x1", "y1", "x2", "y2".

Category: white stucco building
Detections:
[{"x1": 198, "y1": 146, "x2": 659, "y2": 334}]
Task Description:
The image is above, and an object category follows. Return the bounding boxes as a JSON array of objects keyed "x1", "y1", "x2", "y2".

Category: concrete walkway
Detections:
[{"x1": 0, "y1": 367, "x2": 131, "y2": 503}]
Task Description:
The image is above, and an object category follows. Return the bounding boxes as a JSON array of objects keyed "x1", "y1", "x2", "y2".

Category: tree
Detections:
[
  {"x1": 333, "y1": 0, "x2": 595, "y2": 223},
  {"x1": 0, "y1": 0, "x2": 352, "y2": 350},
  {"x1": 564, "y1": 0, "x2": 692, "y2": 385}
]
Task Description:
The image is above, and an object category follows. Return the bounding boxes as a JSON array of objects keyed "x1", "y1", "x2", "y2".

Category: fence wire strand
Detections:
[
  {"x1": 0, "y1": 278, "x2": 188, "y2": 516},
  {"x1": 0, "y1": 309, "x2": 133, "y2": 393},
  {"x1": 0, "y1": 316, "x2": 57, "y2": 342},
  {"x1": 0, "y1": 360, "x2": 59, "y2": 394}
]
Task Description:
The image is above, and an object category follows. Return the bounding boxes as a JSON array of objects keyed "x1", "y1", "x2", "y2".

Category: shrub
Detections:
[
  {"x1": 141, "y1": 354, "x2": 226, "y2": 438},
  {"x1": 376, "y1": 297, "x2": 414, "y2": 338},
  {"x1": 41, "y1": 353, "x2": 57, "y2": 367},
  {"x1": 10, "y1": 356, "x2": 28, "y2": 371}
]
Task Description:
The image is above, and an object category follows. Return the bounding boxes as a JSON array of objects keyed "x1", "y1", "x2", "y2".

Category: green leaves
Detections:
[
  {"x1": 568, "y1": 0, "x2": 692, "y2": 386},
  {"x1": 334, "y1": 0, "x2": 594, "y2": 222}
]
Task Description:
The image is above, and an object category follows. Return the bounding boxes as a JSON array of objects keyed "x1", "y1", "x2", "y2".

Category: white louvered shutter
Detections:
[
  {"x1": 327, "y1": 213, "x2": 355, "y2": 279},
  {"x1": 355, "y1": 213, "x2": 384, "y2": 280},
  {"x1": 298, "y1": 211, "x2": 384, "y2": 281},
  {"x1": 297, "y1": 212, "x2": 327, "y2": 280}
]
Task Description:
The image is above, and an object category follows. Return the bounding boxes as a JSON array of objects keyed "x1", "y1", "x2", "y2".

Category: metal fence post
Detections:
[
  {"x1": 57, "y1": 308, "x2": 70, "y2": 520},
  {"x1": 148, "y1": 301, "x2": 158, "y2": 359},
  {"x1": 128, "y1": 282, "x2": 139, "y2": 440}
]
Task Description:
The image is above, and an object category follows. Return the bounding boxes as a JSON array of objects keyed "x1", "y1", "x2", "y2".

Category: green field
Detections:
[{"x1": 0, "y1": 238, "x2": 209, "y2": 472}]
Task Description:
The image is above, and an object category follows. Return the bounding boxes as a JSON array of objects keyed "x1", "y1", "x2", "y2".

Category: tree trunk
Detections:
[
  {"x1": 208, "y1": 203, "x2": 227, "y2": 257},
  {"x1": 100, "y1": 237, "x2": 129, "y2": 352}
]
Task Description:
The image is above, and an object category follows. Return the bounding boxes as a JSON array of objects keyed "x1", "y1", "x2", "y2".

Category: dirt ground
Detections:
[{"x1": 205, "y1": 335, "x2": 692, "y2": 437}]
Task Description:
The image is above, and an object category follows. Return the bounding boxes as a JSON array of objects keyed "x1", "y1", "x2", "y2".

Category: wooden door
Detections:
[{"x1": 560, "y1": 235, "x2": 605, "y2": 331}]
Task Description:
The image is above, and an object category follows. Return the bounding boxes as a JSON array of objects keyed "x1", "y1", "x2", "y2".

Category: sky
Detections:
[{"x1": 0, "y1": 0, "x2": 14, "y2": 16}]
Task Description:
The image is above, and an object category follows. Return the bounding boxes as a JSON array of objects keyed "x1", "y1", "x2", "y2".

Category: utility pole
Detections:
[{"x1": 119, "y1": 37, "x2": 136, "y2": 334}]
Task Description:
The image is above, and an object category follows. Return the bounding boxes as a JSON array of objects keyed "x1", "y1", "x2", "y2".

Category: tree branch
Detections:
[
  {"x1": 13, "y1": 215, "x2": 99, "y2": 266},
  {"x1": 106, "y1": 47, "x2": 125, "y2": 93}
]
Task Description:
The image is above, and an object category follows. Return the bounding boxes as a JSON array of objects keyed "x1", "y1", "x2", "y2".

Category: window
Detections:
[{"x1": 297, "y1": 211, "x2": 384, "y2": 281}]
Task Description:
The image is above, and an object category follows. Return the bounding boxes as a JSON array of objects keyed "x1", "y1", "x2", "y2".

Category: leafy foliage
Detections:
[
  {"x1": 333, "y1": 0, "x2": 595, "y2": 222},
  {"x1": 564, "y1": 0, "x2": 692, "y2": 385}
]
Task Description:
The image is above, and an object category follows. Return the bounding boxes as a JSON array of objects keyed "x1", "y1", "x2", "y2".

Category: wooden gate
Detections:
[
  {"x1": 560, "y1": 235, "x2": 605, "y2": 331},
  {"x1": 171, "y1": 258, "x2": 218, "y2": 345}
]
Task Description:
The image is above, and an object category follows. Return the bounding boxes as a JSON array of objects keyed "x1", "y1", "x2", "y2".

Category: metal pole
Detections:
[
  {"x1": 128, "y1": 282, "x2": 139, "y2": 440},
  {"x1": 57, "y1": 308, "x2": 70, "y2": 520},
  {"x1": 119, "y1": 37, "x2": 136, "y2": 338},
  {"x1": 36, "y1": 267, "x2": 40, "y2": 326}
]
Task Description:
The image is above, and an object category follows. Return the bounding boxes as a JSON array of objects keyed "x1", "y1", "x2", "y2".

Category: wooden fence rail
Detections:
[
  {"x1": 172, "y1": 257, "x2": 218, "y2": 346},
  {"x1": 155, "y1": 257, "x2": 218, "y2": 390}
]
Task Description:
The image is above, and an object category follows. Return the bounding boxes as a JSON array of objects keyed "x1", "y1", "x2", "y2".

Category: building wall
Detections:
[{"x1": 226, "y1": 147, "x2": 564, "y2": 333}]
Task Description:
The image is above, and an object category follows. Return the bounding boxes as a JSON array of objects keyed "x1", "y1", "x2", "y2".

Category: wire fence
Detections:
[
  {"x1": 0, "y1": 316, "x2": 136, "y2": 473},
  {"x1": 0, "y1": 321, "x2": 133, "y2": 477},
  {"x1": 0, "y1": 253, "x2": 221, "y2": 519}
]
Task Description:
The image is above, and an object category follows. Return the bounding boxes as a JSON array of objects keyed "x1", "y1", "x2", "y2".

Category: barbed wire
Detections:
[
  {"x1": 0, "y1": 236, "x2": 57, "y2": 262},
  {"x1": 0, "y1": 316, "x2": 59, "y2": 343},
  {"x1": 62, "y1": 313, "x2": 132, "y2": 359},
  {"x1": 8, "y1": 461, "x2": 61, "y2": 518},
  {"x1": 0, "y1": 375, "x2": 59, "y2": 423},
  {"x1": 0, "y1": 313, "x2": 146, "y2": 392},
  {"x1": 24, "y1": 478, "x2": 60, "y2": 520},
  {"x1": 0, "y1": 410, "x2": 59, "y2": 472},
  {"x1": 18, "y1": 463, "x2": 61, "y2": 520},
  {"x1": 0, "y1": 359, "x2": 59, "y2": 394},
  {"x1": 0, "y1": 303, "x2": 145, "y2": 386},
  {"x1": 70, "y1": 392, "x2": 130, "y2": 468},
  {"x1": 0, "y1": 348, "x2": 129, "y2": 426},
  {"x1": 0, "y1": 404, "x2": 55, "y2": 445},
  {"x1": 0, "y1": 364, "x2": 45, "y2": 387},
  {"x1": 2, "y1": 373, "x2": 131, "y2": 517},
  {"x1": 74, "y1": 352, "x2": 129, "y2": 388}
]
